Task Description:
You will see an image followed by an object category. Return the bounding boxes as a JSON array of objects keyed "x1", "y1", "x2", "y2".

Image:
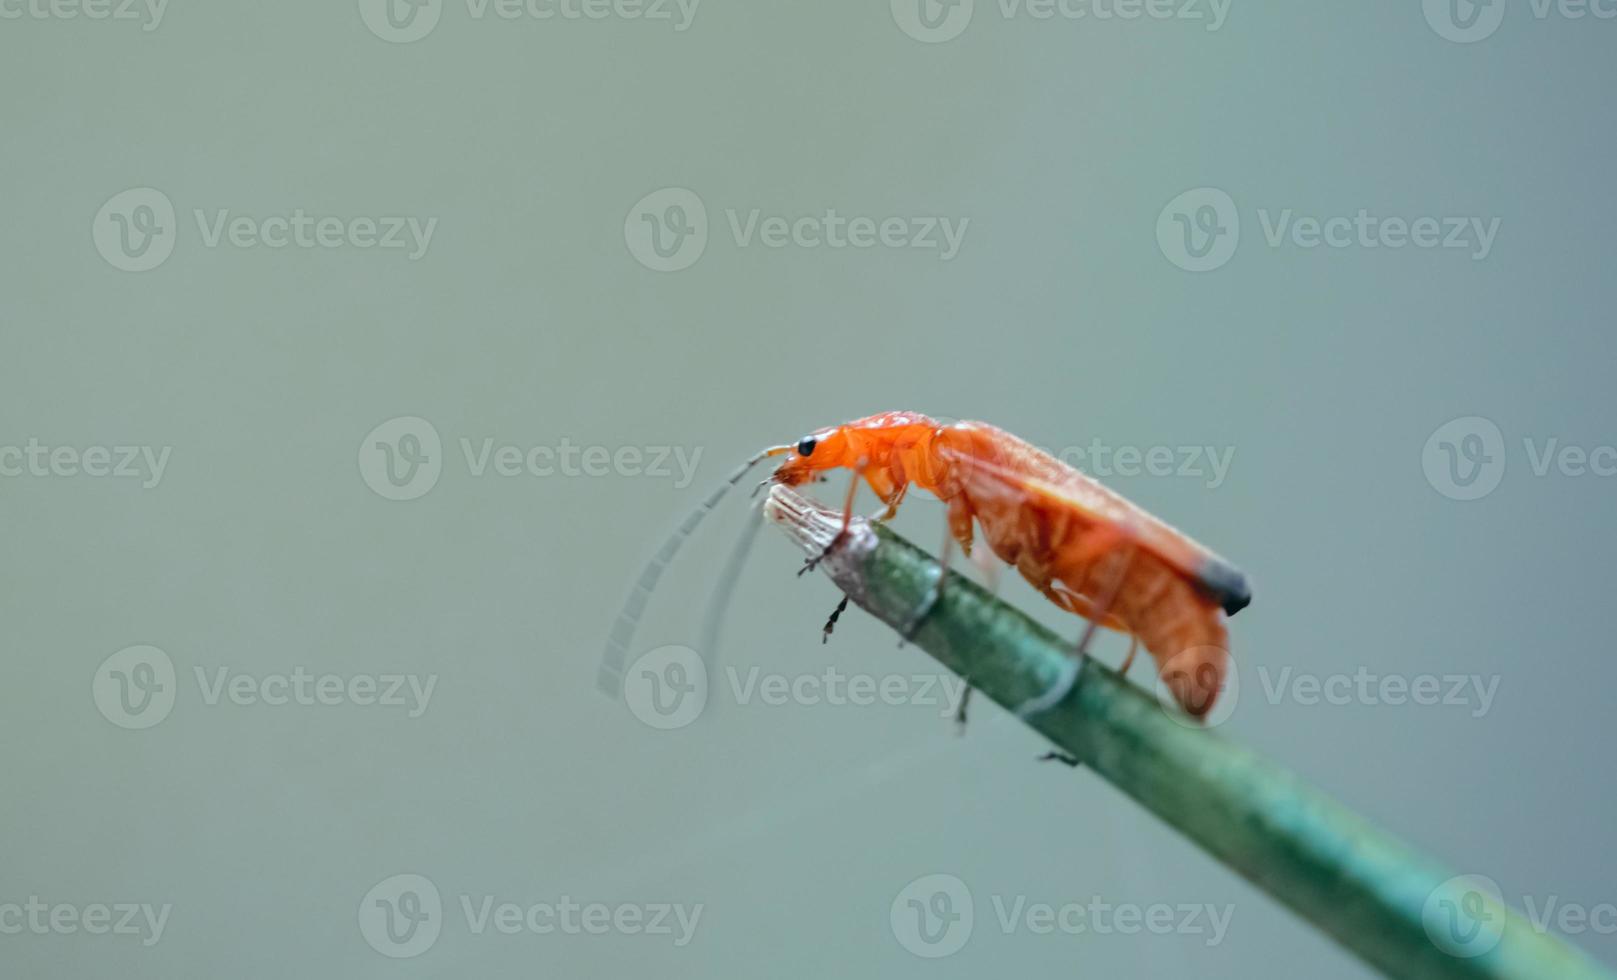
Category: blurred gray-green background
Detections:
[{"x1": 3, "y1": 1, "x2": 1615, "y2": 976}]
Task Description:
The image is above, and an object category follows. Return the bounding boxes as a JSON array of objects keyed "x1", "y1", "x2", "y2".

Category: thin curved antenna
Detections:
[
  {"x1": 696, "y1": 496, "x2": 767, "y2": 685},
  {"x1": 597, "y1": 446, "x2": 788, "y2": 696}
]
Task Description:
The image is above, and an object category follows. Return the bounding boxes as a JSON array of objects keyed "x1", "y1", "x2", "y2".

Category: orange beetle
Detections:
[{"x1": 600, "y1": 412, "x2": 1249, "y2": 719}]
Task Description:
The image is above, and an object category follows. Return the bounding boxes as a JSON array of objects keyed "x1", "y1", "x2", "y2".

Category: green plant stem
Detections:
[{"x1": 763, "y1": 485, "x2": 1611, "y2": 980}]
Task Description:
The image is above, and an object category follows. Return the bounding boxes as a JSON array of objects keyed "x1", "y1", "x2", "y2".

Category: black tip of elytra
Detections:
[{"x1": 1196, "y1": 559, "x2": 1252, "y2": 617}]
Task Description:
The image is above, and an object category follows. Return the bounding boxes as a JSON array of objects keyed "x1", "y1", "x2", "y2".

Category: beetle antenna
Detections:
[
  {"x1": 598, "y1": 445, "x2": 789, "y2": 696},
  {"x1": 697, "y1": 495, "x2": 767, "y2": 682}
]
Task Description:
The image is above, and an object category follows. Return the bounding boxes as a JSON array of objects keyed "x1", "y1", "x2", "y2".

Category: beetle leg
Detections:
[
  {"x1": 901, "y1": 494, "x2": 976, "y2": 644},
  {"x1": 866, "y1": 456, "x2": 909, "y2": 522},
  {"x1": 799, "y1": 464, "x2": 864, "y2": 576},
  {"x1": 1040, "y1": 584, "x2": 1130, "y2": 632},
  {"x1": 873, "y1": 481, "x2": 908, "y2": 522},
  {"x1": 1118, "y1": 633, "x2": 1140, "y2": 676},
  {"x1": 1041, "y1": 579, "x2": 1140, "y2": 674},
  {"x1": 1014, "y1": 542, "x2": 1139, "y2": 721},
  {"x1": 1075, "y1": 542, "x2": 1138, "y2": 658},
  {"x1": 821, "y1": 593, "x2": 851, "y2": 643},
  {"x1": 955, "y1": 683, "x2": 972, "y2": 733}
]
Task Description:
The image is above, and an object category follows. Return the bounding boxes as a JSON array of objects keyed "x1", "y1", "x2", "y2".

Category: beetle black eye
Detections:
[{"x1": 797, "y1": 436, "x2": 817, "y2": 457}]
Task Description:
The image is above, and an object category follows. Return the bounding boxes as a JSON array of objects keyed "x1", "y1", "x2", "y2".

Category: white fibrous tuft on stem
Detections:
[{"x1": 763, "y1": 485, "x2": 879, "y2": 599}]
